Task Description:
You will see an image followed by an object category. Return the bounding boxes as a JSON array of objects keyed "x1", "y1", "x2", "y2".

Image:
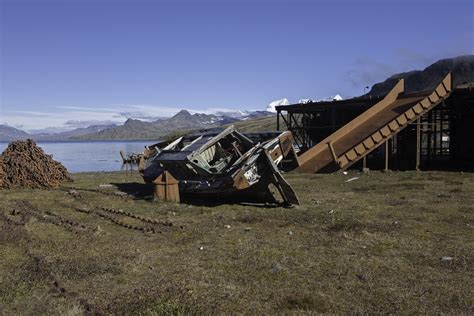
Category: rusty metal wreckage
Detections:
[
  {"x1": 137, "y1": 72, "x2": 473, "y2": 205},
  {"x1": 138, "y1": 127, "x2": 300, "y2": 205}
]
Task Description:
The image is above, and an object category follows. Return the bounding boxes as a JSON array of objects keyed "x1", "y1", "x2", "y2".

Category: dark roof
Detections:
[
  {"x1": 275, "y1": 96, "x2": 383, "y2": 112},
  {"x1": 277, "y1": 81, "x2": 474, "y2": 113}
]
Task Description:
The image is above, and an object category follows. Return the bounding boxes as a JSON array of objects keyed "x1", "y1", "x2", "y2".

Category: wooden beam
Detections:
[
  {"x1": 416, "y1": 117, "x2": 421, "y2": 170},
  {"x1": 327, "y1": 141, "x2": 339, "y2": 166},
  {"x1": 153, "y1": 171, "x2": 180, "y2": 203},
  {"x1": 277, "y1": 110, "x2": 280, "y2": 131}
]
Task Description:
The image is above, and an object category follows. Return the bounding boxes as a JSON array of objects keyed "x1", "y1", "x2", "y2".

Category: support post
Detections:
[
  {"x1": 416, "y1": 117, "x2": 421, "y2": 170},
  {"x1": 277, "y1": 110, "x2": 280, "y2": 131},
  {"x1": 389, "y1": 137, "x2": 394, "y2": 170},
  {"x1": 153, "y1": 171, "x2": 180, "y2": 203},
  {"x1": 384, "y1": 139, "x2": 389, "y2": 172},
  {"x1": 327, "y1": 141, "x2": 339, "y2": 166},
  {"x1": 427, "y1": 111, "x2": 432, "y2": 162}
]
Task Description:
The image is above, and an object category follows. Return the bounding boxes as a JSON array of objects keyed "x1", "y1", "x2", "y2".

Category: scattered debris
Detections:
[
  {"x1": 74, "y1": 206, "x2": 170, "y2": 234},
  {"x1": 356, "y1": 273, "x2": 367, "y2": 282},
  {"x1": 120, "y1": 150, "x2": 142, "y2": 164},
  {"x1": 288, "y1": 230, "x2": 293, "y2": 235},
  {"x1": 140, "y1": 126, "x2": 300, "y2": 205},
  {"x1": 67, "y1": 189, "x2": 82, "y2": 198},
  {"x1": 271, "y1": 263, "x2": 283, "y2": 273},
  {"x1": 113, "y1": 191, "x2": 128, "y2": 197},
  {"x1": 224, "y1": 225, "x2": 231, "y2": 229},
  {"x1": 345, "y1": 177, "x2": 359, "y2": 183},
  {"x1": 0, "y1": 139, "x2": 72, "y2": 189},
  {"x1": 342, "y1": 171, "x2": 348, "y2": 175},
  {"x1": 98, "y1": 184, "x2": 114, "y2": 189},
  {"x1": 440, "y1": 256, "x2": 454, "y2": 262}
]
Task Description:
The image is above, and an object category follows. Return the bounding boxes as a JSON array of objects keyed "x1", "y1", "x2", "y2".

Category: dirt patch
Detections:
[{"x1": 0, "y1": 139, "x2": 72, "y2": 188}]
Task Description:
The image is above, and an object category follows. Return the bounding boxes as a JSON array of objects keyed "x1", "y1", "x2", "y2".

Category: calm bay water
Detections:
[{"x1": 0, "y1": 141, "x2": 152, "y2": 173}]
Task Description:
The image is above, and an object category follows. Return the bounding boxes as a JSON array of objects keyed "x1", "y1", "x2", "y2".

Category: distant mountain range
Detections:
[
  {"x1": 0, "y1": 125, "x2": 30, "y2": 141},
  {"x1": 0, "y1": 110, "x2": 272, "y2": 142},
  {"x1": 35, "y1": 124, "x2": 118, "y2": 141},
  {"x1": 0, "y1": 124, "x2": 117, "y2": 142},
  {"x1": 71, "y1": 110, "x2": 276, "y2": 141}
]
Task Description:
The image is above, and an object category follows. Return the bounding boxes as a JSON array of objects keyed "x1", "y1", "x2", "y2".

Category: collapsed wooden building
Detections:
[{"x1": 276, "y1": 73, "x2": 474, "y2": 172}]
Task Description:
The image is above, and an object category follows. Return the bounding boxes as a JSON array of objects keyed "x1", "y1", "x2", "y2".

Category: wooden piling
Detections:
[{"x1": 152, "y1": 171, "x2": 180, "y2": 203}]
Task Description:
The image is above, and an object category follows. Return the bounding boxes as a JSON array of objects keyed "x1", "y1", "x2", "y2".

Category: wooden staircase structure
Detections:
[{"x1": 297, "y1": 73, "x2": 453, "y2": 173}]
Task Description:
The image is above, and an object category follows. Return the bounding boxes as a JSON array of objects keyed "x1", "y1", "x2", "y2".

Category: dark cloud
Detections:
[
  {"x1": 345, "y1": 57, "x2": 396, "y2": 89},
  {"x1": 344, "y1": 47, "x2": 471, "y2": 91},
  {"x1": 394, "y1": 48, "x2": 432, "y2": 69}
]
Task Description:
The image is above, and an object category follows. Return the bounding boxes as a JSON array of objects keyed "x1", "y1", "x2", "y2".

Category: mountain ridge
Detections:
[
  {"x1": 0, "y1": 125, "x2": 30, "y2": 141},
  {"x1": 367, "y1": 55, "x2": 474, "y2": 96}
]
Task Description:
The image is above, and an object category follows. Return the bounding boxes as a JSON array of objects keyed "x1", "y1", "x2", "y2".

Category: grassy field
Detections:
[
  {"x1": 230, "y1": 115, "x2": 277, "y2": 133},
  {"x1": 1, "y1": 170, "x2": 473, "y2": 314}
]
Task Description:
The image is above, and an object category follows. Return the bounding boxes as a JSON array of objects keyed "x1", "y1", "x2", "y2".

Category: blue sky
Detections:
[{"x1": 1, "y1": 0, "x2": 473, "y2": 131}]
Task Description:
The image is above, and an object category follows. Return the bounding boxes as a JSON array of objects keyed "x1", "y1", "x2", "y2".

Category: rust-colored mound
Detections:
[{"x1": 0, "y1": 139, "x2": 72, "y2": 189}]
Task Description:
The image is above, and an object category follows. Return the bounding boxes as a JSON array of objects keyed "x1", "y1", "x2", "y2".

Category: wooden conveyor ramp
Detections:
[{"x1": 297, "y1": 73, "x2": 453, "y2": 172}]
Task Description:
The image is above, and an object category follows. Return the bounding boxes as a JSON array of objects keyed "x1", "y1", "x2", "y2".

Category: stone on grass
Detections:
[
  {"x1": 271, "y1": 263, "x2": 283, "y2": 273},
  {"x1": 440, "y1": 256, "x2": 454, "y2": 262}
]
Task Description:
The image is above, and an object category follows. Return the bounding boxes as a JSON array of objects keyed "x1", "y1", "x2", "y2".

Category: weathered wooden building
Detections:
[{"x1": 276, "y1": 73, "x2": 474, "y2": 172}]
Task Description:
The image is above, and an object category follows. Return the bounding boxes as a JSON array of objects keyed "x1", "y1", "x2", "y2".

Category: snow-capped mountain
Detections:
[
  {"x1": 266, "y1": 98, "x2": 290, "y2": 113},
  {"x1": 212, "y1": 110, "x2": 252, "y2": 119},
  {"x1": 267, "y1": 95, "x2": 343, "y2": 110},
  {"x1": 322, "y1": 94, "x2": 343, "y2": 101},
  {"x1": 212, "y1": 109, "x2": 274, "y2": 120},
  {"x1": 299, "y1": 95, "x2": 343, "y2": 103},
  {"x1": 298, "y1": 99, "x2": 314, "y2": 104}
]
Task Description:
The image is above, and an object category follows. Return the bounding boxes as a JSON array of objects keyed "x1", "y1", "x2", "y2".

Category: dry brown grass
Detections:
[{"x1": 0, "y1": 170, "x2": 473, "y2": 314}]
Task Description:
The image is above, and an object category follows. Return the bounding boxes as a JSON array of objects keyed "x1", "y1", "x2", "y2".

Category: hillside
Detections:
[
  {"x1": 230, "y1": 115, "x2": 278, "y2": 133},
  {"x1": 34, "y1": 124, "x2": 117, "y2": 141},
  {"x1": 73, "y1": 110, "x2": 232, "y2": 141},
  {"x1": 73, "y1": 110, "x2": 264, "y2": 141},
  {"x1": 368, "y1": 55, "x2": 474, "y2": 96},
  {"x1": 0, "y1": 125, "x2": 30, "y2": 141},
  {"x1": 72, "y1": 118, "x2": 165, "y2": 141},
  {"x1": 160, "y1": 115, "x2": 279, "y2": 141}
]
